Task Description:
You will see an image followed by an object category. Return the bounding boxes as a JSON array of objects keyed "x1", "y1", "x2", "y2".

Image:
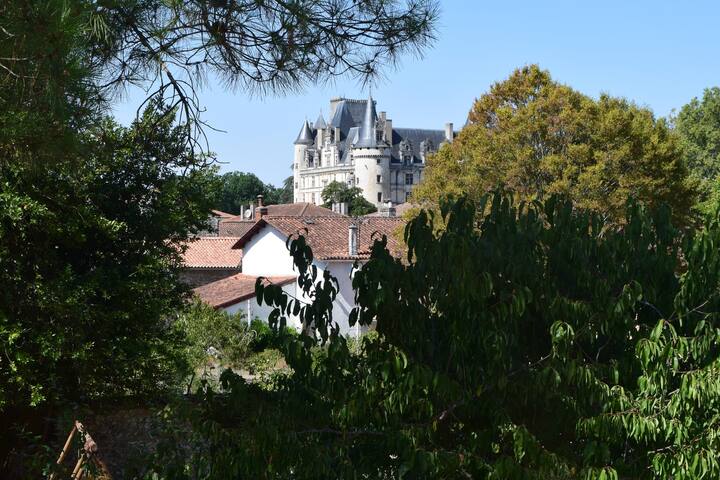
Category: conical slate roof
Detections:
[
  {"x1": 294, "y1": 120, "x2": 314, "y2": 145},
  {"x1": 315, "y1": 112, "x2": 327, "y2": 130},
  {"x1": 355, "y1": 95, "x2": 378, "y2": 148}
]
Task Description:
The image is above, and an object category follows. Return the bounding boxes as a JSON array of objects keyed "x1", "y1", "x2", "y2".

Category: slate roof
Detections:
[
  {"x1": 329, "y1": 98, "x2": 369, "y2": 136},
  {"x1": 233, "y1": 216, "x2": 406, "y2": 261},
  {"x1": 193, "y1": 273, "x2": 296, "y2": 309},
  {"x1": 181, "y1": 237, "x2": 243, "y2": 269},
  {"x1": 302, "y1": 98, "x2": 448, "y2": 165},
  {"x1": 294, "y1": 120, "x2": 314, "y2": 145},
  {"x1": 355, "y1": 95, "x2": 379, "y2": 148},
  {"x1": 390, "y1": 128, "x2": 448, "y2": 164}
]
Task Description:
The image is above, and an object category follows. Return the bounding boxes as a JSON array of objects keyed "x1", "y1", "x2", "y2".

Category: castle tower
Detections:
[
  {"x1": 352, "y1": 95, "x2": 390, "y2": 206},
  {"x1": 293, "y1": 120, "x2": 314, "y2": 203}
]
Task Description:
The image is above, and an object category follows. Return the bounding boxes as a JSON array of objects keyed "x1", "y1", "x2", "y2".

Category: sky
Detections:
[{"x1": 112, "y1": 0, "x2": 720, "y2": 186}]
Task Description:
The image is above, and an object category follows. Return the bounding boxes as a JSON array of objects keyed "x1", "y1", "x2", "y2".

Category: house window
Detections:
[
  {"x1": 377, "y1": 192, "x2": 382, "y2": 202},
  {"x1": 405, "y1": 173, "x2": 413, "y2": 185},
  {"x1": 376, "y1": 174, "x2": 382, "y2": 183}
]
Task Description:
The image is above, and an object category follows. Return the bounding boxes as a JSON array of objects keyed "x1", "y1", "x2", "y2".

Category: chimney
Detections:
[
  {"x1": 444, "y1": 122, "x2": 454, "y2": 143},
  {"x1": 240, "y1": 205, "x2": 245, "y2": 218},
  {"x1": 348, "y1": 223, "x2": 358, "y2": 257},
  {"x1": 379, "y1": 201, "x2": 396, "y2": 217},
  {"x1": 384, "y1": 118, "x2": 393, "y2": 143},
  {"x1": 334, "y1": 127, "x2": 341, "y2": 144},
  {"x1": 256, "y1": 194, "x2": 268, "y2": 219},
  {"x1": 332, "y1": 202, "x2": 348, "y2": 215}
]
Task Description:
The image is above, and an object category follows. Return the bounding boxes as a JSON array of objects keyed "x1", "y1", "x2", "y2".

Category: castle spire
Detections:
[
  {"x1": 355, "y1": 94, "x2": 378, "y2": 148},
  {"x1": 294, "y1": 120, "x2": 314, "y2": 145},
  {"x1": 315, "y1": 111, "x2": 327, "y2": 130}
]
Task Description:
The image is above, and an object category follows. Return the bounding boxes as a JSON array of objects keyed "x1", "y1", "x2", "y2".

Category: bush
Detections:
[
  {"x1": 249, "y1": 318, "x2": 297, "y2": 352},
  {"x1": 178, "y1": 301, "x2": 254, "y2": 371}
]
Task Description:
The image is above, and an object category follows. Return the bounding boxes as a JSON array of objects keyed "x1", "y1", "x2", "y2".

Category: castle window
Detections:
[
  {"x1": 376, "y1": 158, "x2": 381, "y2": 165},
  {"x1": 377, "y1": 192, "x2": 382, "y2": 202},
  {"x1": 405, "y1": 173, "x2": 413, "y2": 185},
  {"x1": 376, "y1": 175, "x2": 382, "y2": 183}
]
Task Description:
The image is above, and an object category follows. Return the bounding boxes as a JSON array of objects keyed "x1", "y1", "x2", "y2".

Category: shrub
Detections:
[{"x1": 178, "y1": 301, "x2": 254, "y2": 371}]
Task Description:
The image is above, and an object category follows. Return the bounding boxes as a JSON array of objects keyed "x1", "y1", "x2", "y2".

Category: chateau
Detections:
[{"x1": 293, "y1": 96, "x2": 454, "y2": 207}]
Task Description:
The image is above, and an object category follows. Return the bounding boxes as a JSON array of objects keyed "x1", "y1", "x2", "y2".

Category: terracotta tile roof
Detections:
[
  {"x1": 233, "y1": 216, "x2": 406, "y2": 261},
  {"x1": 181, "y1": 237, "x2": 243, "y2": 269},
  {"x1": 263, "y1": 203, "x2": 344, "y2": 217},
  {"x1": 211, "y1": 209, "x2": 235, "y2": 218},
  {"x1": 193, "y1": 273, "x2": 296, "y2": 309},
  {"x1": 218, "y1": 203, "x2": 343, "y2": 237},
  {"x1": 218, "y1": 219, "x2": 255, "y2": 237}
]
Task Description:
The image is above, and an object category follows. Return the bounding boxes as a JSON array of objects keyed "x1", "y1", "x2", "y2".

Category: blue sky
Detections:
[{"x1": 112, "y1": 0, "x2": 720, "y2": 186}]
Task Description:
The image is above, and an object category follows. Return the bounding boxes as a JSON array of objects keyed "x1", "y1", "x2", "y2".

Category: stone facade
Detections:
[{"x1": 293, "y1": 96, "x2": 454, "y2": 207}]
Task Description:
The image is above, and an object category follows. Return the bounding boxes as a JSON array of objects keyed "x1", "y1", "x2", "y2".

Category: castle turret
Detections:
[
  {"x1": 315, "y1": 112, "x2": 327, "y2": 147},
  {"x1": 352, "y1": 95, "x2": 390, "y2": 207},
  {"x1": 293, "y1": 120, "x2": 314, "y2": 202}
]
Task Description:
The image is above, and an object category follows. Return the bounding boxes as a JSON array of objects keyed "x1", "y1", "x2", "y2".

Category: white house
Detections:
[{"x1": 193, "y1": 213, "x2": 405, "y2": 336}]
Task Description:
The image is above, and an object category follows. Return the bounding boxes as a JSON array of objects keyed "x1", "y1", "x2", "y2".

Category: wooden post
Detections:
[{"x1": 49, "y1": 424, "x2": 78, "y2": 480}]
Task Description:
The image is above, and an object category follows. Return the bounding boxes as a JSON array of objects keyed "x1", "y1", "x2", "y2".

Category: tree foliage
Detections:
[
  {"x1": 321, "y1": 180, "x2": 378, "y2": 216},
  {"x1": 214, "y1": 172, "x2": 295, "y2": 214},
  {"x1": 1, "y1": 0, "x2": 438, "y2": 150},
  {"x1": 675, "y1": 87, "x2": 720, "y2": 213},
  {"x1": 147, "y1": 191, "x2": 720, "y2": 478},
  {"x1": 0, "y1": 105, "x2": 216, "y2": 410},
  {"x1": 414, "y1": 65, "x2": 696, "y2": 224},
  {"x1": 215, "y1": 171, "x2": 271, "y2": 214}
]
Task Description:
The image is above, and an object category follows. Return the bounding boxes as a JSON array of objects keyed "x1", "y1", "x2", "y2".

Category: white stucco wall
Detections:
[
  {"x1": 324, "y1": 261, "x2": 366, "y2": 337},
  {"x1": 223, "y1": 282, "x2": 301, "y2": 330},
  {"x1": 233, "y1": 224, "x2": 365, "y2": 337},
  {"x1": 241, "y1": 226, "x2": 296, "y2": 276}
]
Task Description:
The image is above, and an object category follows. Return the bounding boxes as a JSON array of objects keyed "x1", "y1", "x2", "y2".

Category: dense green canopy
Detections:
[
  {"x1": 148, "y1": 192, "x2": 720, "y2": 479},
  {"x1": 675, "y1": 87, "x2": 720, "y2": 213},
  {"x1": 414, "y1": 65, "x2": 696, "y2": 224},
  {"x1": 321, "y1": 180, "x2": 378, "y2": 216}
]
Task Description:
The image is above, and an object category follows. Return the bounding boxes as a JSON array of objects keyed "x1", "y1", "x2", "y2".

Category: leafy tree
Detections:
[
  {"x1": 414, "y1": 65, "x2": 696, "y2": 224},
  {"x1": 147, "y1": 192, "x2": 720, "y2": 479},
  {"x1": 215, "y1": 172, "x2": 296, "y2": 214},
  {"x1": 0, "y1": 0, "x2": 437, "y2": 469},
  {"x1": 215, "y1": 171, "x2": 271, "y2": 214},
  {"x1": 321, "y1": 180, "x2": 378, "y2": 216},
  {"x1": 178, "y1": 301, "x2": 254, "y2": 373},
  {"x1": 273, "y1": 176, "x2": 295, "y2": 205},
  {"x1": 0, "y1": 104, "x2": 215, "y2": 408},
  {"x1": 675, "y1": 87, "x2": 720, "y2": 213}
]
